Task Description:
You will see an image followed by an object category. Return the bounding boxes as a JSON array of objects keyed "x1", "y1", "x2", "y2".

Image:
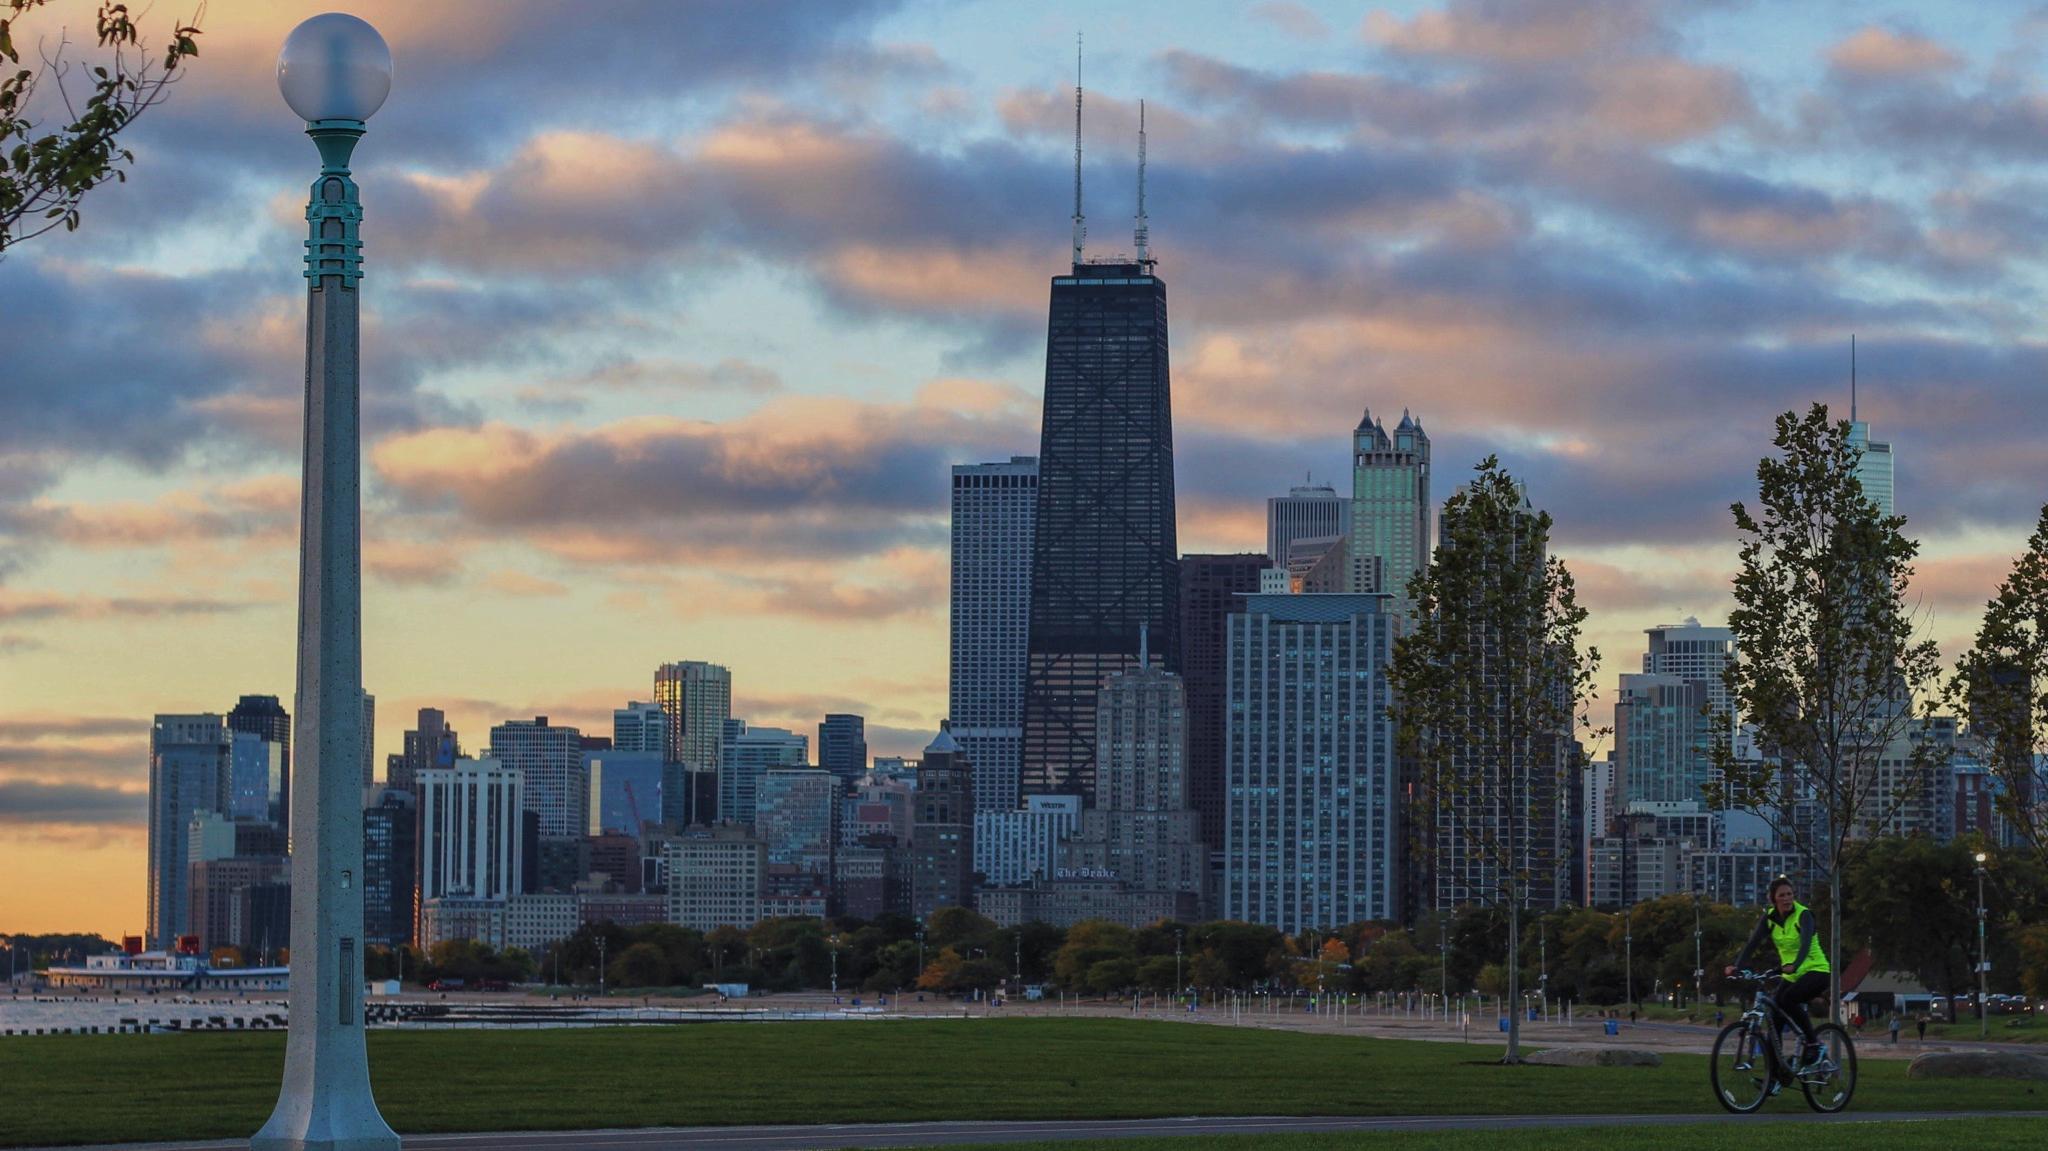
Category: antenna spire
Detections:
[
  {"x1": 1850, "y1": 333, "x2": 1857, "y2": 422},
  {"x1": 1134, "y1": 99, "x2": 1150, "y2": 267},
  {"x1": 1072, "y1": 33, "x2": 1086, "y2": 268}
]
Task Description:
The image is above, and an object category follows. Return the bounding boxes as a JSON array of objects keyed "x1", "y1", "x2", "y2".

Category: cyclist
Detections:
[{"x1": 1724, "y1": 875, "x2": 1832, "y2": 1071}]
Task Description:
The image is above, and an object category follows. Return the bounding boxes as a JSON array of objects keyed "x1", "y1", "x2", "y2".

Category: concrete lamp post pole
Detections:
[{"x1": 254, "y1": 14, "x2": 398, "y2": 1151}]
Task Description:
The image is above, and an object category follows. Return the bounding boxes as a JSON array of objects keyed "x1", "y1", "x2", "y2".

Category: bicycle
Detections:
[{"x1": 1709, "y1": 968, "x2": 1857, "y2": 1114}]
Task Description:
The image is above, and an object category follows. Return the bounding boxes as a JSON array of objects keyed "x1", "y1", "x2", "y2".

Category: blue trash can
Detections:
[
  {"x1": 1498, "y1": 1017, "x2": 1510, "y2": 1032},
  {"x1": 1604, "y1": 1019, "x2": 1619, "y2": 1036},
  {"x1": 1528, "y1": 1007, "x2": 1539, "y2": 1021}
]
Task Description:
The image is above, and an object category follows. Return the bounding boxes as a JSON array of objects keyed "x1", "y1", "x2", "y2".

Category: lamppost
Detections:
[
  {"x1": 1175, "y1": 929, "x2": 1184, "y2": 998},
  {"x1": 1624, "y1": 904, "x2": 1634, "y2": 1019},
  {"x1": 830, "y1": 935, "x2": 840, "y2": 995},
  {"x1": 597, "y1": 935, "x2": 608, "y2": 997},
  {"x1": 254, "y1": 15, "x2": 398, "y2": 1151},
  {"x1": 1014, "y1": 934, "x2": 1022, "y2": 988},
  {"x1": 1692, "y1": 893, "x2": 1704, "y2": 1010},
  {"x1": 917, "y1": 927, "x2": 926, "y2": 976},
  {"x1": 1976, "y1": 852, "x2": 1990, "y2": 1041}
]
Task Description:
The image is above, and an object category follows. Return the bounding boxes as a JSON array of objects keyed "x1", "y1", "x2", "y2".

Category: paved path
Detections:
[{"x1": 44, "y1": 1111, "x2": 2048, "y2": 1151}]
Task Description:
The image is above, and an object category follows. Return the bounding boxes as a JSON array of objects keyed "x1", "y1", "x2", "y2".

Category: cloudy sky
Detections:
[{"x1": 5, "y1": 0, "x2": 2048, "y2": 938}]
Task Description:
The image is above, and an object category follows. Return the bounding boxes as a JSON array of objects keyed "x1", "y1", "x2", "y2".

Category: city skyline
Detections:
[{"x1": 7, "y1": 1, "x2": 2048, "y2": 939}]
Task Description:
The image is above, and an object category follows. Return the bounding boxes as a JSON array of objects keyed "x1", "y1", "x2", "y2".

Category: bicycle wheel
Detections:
[
  {"x1": 1801, "y1": 1023, "x2": 1857, "y2": 1112},
  {"x1": 1711, "y1": 1021, "x2": 1772, "y2": 1113}
]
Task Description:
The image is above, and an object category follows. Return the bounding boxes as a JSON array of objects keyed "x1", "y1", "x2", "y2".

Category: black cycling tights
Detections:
[{"x1": 1775, "y1": 971, "x2": 1831, "y2": 1049}]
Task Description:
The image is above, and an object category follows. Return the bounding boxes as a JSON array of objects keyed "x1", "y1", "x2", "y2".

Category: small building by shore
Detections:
[{"x1": 44, "y1": 951, "x2": 288, "y2": 993}]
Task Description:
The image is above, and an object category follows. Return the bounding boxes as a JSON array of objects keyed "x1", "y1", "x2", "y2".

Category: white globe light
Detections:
[{"x1": 278, "y1": 13, "x2": 392, "y2": 123}]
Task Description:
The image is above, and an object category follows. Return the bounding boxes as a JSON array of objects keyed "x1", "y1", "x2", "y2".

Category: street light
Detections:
[
  {"x1": 253, "y1": 15, "x2": 398, "y2": 1150},
  {"x1": 1175, "y1": 929, "x2": 1184, "y2": 999},
  {"x1": 1692, "y1": 893, "x2": 1704, "y2": 1010},
  {"x1": 830, "y1": 935, "x2": 840, "y2": 995},
  {"x1": 1976, "y1": 852, "x2": 1990, "y2": 1041}
]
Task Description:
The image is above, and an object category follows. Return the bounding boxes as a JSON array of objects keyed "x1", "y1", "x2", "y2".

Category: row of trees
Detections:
[
  {"x1": 349, "y1": 836, "x2": 2048, "y2": 1002},
  {"x1": 1390, "y1": 407, "x2": 2048, "y2": 1059}
]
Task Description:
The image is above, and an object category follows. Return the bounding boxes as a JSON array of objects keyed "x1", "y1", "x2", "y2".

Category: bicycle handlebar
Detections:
[{"x1": 1733, "y1": 968, "x2": 1785, "y2": 984}]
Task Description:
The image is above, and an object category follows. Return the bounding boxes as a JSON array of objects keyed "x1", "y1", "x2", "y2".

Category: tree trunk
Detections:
[
  {"x1": 1505, "y1": 892, "x2": 1522, "y2": 1063},
  {"x1": 1829, "y1": 869, "x2": 1842, "y2": 1024}
]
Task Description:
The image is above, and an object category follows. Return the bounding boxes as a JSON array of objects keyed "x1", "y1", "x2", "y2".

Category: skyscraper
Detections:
[
  {"x1": 653, "y1": 660, "x2": 732, "y2": 829},
  {"x1": 818, "y1": 713, "x2": 868, "y2": 789},
  {"x1": 1347, "y1": 409, "x2": 1431, "y2": 610},
  {"x1": 488, "y1": 717, "x2": 586, "y2": 839},
  {"x1": 911, "y1": 726, "x2": 976, "y2": 920},
  {"x1": 226, "y1": 695, "x2": 290, "y2": 828},
  {"x1": 417, "y1": 756, "x2": 523, "y2": 906},
  {"x1": 1615, "y1": 674, "x2": 1710, "y2": 809},
  {"x1": 1021, "y1": 255, "x2": 1180, "y2": 801},
  {"x1": 1848, "y1": 417, "x2": 1894, "y2": 519},
  {"x1": 585, "y1": 750, "x2": 664, "y2": 844},
  {"x1": 361, "y1": 786, "x2": 417, "y2": 948},
  {"x1": 394, "y1": 707, "x2": 458, "y2": 794},
  {"x1": 613, "y1": 701, "x2": 667, "y2": 757},
  {"x1": 362, "y1": 690, "x2": 376, "y2": 789},
  {"x1": 1642, "y1": 620, "x2": 1736, "y2": 727},
  {"x1": 1223, "y1": 595, "x2": 1398, "y2": 932},
  {"x1": 1266, "y1": 482, "x2": 1343, "y2": 570},
  {"x1": 755, "y1": 767, "x2": 838, "y2": 876},
  {"x1": 1071, "y1": 641, "x2": 1205, "y2": 907},
  {"x1": 950, "y1": 456, "x2": 1037, "y2": 813},
  {"x1": 718, "y1": 720, "x2": 807, "y2": 827},
  {"x1": 147, "y1": 713, "x2": 230, "y2": 948},
  {"x1": 1179, "y1": 554, "x2": 1270, "y2": 852}
]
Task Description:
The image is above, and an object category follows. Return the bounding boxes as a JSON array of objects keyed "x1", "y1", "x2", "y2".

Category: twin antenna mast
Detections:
[{"x1": 1069, "y1": 33, "x2": 1154, "y2": 271}]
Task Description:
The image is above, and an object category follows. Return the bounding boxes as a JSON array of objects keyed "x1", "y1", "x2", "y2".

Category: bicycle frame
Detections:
[{"x1": 1735, "y1": 973, "x2": 1824, "y2": 1078}]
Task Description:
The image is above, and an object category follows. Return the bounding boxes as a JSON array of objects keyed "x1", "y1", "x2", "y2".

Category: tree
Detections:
[
  {"x1": 1390, "y1": 456, "x2": 1600, "y2": 1064},
  {"x1": 1, "y1": 1, "x2": 202, "y2": 250},
  {"x1": 609, "y1": 942, "x2": 670, "y2": 989},
  {"x1": 1086, "y1": 957, "x2": 1138, "y2": 995},
  {"x1": 2019, "y1": 924, "x2": 2048, "y2": 999},
  {"x1": 1842, "y1": 837, "x2": 1978, "y2": 1004},
  {"x1": 1711, "y1": 404, "x2": 1944, "y2": 1021},
  {"x1": 1952, "y1": 502, "x2": 2048, "y2": 867},
  {"x1": 1053, "y1": 919, "x2": 1132, "y2": 989},
  {"x1": 1136, "y1": 955, "x2": 1180, "y2": 995}
]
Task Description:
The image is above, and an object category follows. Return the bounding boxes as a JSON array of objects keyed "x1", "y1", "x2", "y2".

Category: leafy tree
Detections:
[
  {"x1": 1053, "y1": 919, "x2": 1132, "y2": 988},
  {"x1": 1137, "y1": 954, "x2": 1180, "y2": 994},
  {"x1": 924, "y1": 906, "x2": 997, "y2": 950},
  {"x1": 1355, "y1": 929, "x2": 1427, "y2": 993},
  {"x1": 1188, "y1": 921, "x2": 1281, "y2": 988},
  {"x1": 1952, "y1": 502, "x2": 2048, "y2": 867},
  {"x1": 609, "y1": 942, "x2": 670, "y2": 989},
  {"x1": 1086, "y1": 957, "x2": 1138, "y2": 995},
  {"x1": 1711, "y1": 404, "x2": 1945, "y2": 1021},
  {"x1": 1390, "y1": 456, "x2": 1599, "y2": 1063},
  {"x1": 1, "y1": 0, "x2": 202, "y2": 250},
  {"x1": 2019, "y1": 924, "x2": 2048, "y2": 999},
  {"x1": 1842, "y1": 836, "x2": 1978, "y2": 1004}
]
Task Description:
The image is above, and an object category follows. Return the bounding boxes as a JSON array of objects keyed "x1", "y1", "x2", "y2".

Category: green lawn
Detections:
[
  {"x1": 2, "y1": 1018, "x2": 2044, "y2": 1148},
  {"x1": 941, "y1": 1119, "x2": 2048, "y2": 1151}
]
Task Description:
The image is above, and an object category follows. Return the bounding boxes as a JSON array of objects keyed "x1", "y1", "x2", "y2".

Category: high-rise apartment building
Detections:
[
  {"x1": 950, "y1": 456, "x2": 1038, "y2": 813},
  {"x1": 1223, "y1": 595, "x2": 1398, "y2": 931},
  {"x1": 147, "y1": 713, "x2": 230, "y2": 948},
  {"x1": 1266, "y1": 482, "x2": 1344, "y2": 570},
  {"x1": 1643, "y1": 620, "x2": 1735, "y2": 727},
  {"x1": 817, "y1": 713, "x2": 868, "y2": 789},
  {"x1": 911, "y1": 727, "x2": 975, "y2": 919},
  {"x1": 718, "y1": 720, "x2": 808, "y2": 828},
  {"x1": 1179, "y1": 554, "x2": 1270, "y2": 851},
  {"x1": 488, "y1": 716, "x2": 587, "y2": 839},
  {"x1": 1348, "y1": 409, "x2": 1431, "y2": 608},
  {"x1": 227, "y1": 729, "x2": 283, "y2": 825},
  {"x1": 1068, "y1": 648, "x2": 1204, "y2": 906},
  {"x1": 362, "y1": 786, "x2": 418, "y2": 948},
  {"x1": 1021, "y1": 257, "x2": 1180, "y2": 802},
  {"x1": 393, "y1": 707, "x2": 459, "y2": 794},
  {"x1": 653, "y1": 660, "x2": 732, "y2": 829},
  {"x1": 1616, "y1": 674, "x2": 1710, "y2": 810},
  {"x1": 613, "y1": 701, "x2": 667, "y2": 757},
  {"x1": 755, "y1": 768, "x2": 838, "y2": 876},
  {"x1": 417, "y1": 757, "x2": 524, "y2": 908}
]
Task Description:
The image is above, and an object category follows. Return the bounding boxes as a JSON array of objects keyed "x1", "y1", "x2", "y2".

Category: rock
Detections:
[
  {"x1": 1907, "y1": 1051, "x2": 2048, "y2": 1081},
  {"x1": 1526, "y1": 1046, "x2": 1663, "y2": 1068}
]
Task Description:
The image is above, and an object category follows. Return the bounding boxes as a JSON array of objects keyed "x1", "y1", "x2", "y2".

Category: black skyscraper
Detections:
[
  {"x1": 818, "y1": 714, "x2": 867, "y2": 788},
  {"x1": 1020, "y1": 259, "x2": 1180, "y2": 801},
  {"x1": 1178, "y1": 553, "x2": 1269, "y2": 847}
]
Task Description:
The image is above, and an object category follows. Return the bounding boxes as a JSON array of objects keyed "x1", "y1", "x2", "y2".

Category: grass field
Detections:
[
  {"x1": 2, "y1": 1018, "x2": 2045, "y2": 1147},
  {"x1": 948, "y1": 1119, "x2": 2048, "y2": 1151}
]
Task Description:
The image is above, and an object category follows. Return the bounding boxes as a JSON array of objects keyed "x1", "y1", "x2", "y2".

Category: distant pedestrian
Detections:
[
  {"x1": 1917, "y1": 1016, "x2": 1927, "y2": 1042},
  {"x1": 1889, "y1": 1014, "x2": 1901, "y2": 1045}
]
